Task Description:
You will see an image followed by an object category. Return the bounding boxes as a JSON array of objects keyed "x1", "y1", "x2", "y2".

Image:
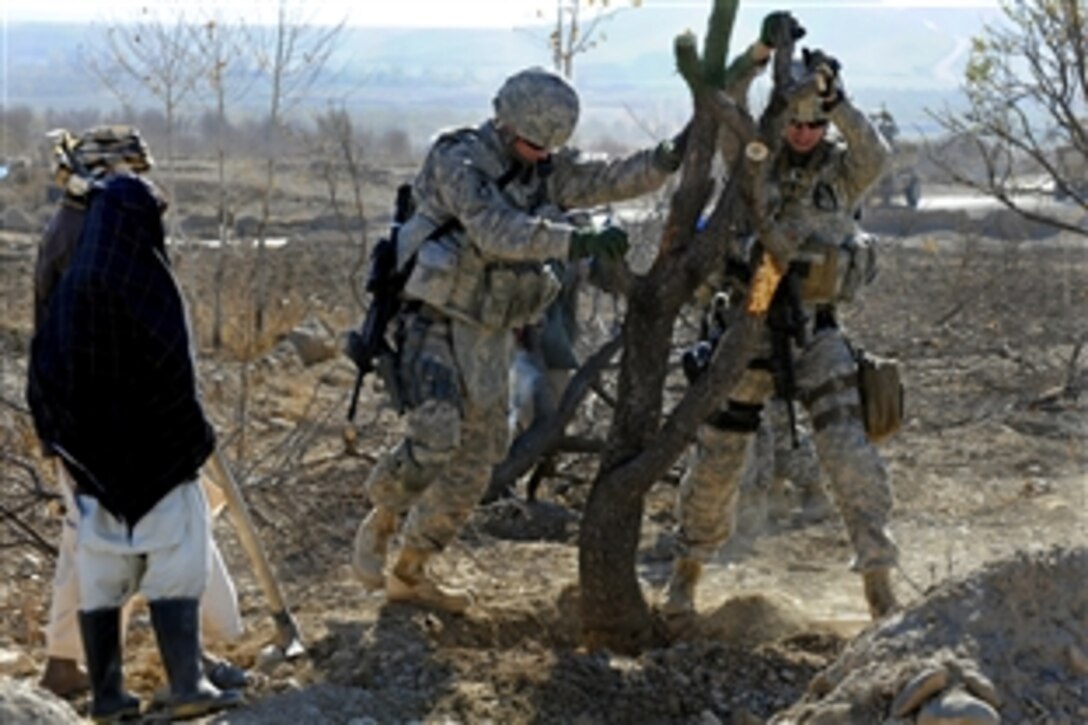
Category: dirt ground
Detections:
[{"x1": 0, "y1": 174, "x2": 1085, "y2": 723}]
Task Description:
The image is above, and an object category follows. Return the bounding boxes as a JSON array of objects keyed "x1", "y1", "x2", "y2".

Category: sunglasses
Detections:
[
  {"x1": 789, "y1": 119, "x2": 829, "y2": 130},
  {"x1": 517, "y1": 136, "x2": 548, "y2": 153}
]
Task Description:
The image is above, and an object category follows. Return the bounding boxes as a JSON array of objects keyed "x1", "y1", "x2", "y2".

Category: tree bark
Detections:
[{"x1": 577, "y1": 0, "x2": 807, "y2": 653}]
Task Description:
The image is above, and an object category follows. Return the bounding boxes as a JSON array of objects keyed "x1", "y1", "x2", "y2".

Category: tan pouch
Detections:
[
  {"x1": 800, "y1": 244, "x2": 840, "y2": 303},
  {"x1": 856, "y1": 349, "x2": 904, "y2": 443},
  {"x1": 480, "y1": 266, "x2": 518, "y2": 328},
  {"x1": 508, "y1": 263, "x2": 561, "y2": 328},
  {"x1": 477, "y1": 263, "x2": 562, "y2": 329}
]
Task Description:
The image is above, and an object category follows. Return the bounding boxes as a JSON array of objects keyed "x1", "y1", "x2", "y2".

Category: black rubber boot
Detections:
[
  {"x1": 148, "y1": 598, "x2": 243, "y2": 720},
  {"x1": 78, "y1": 608, "x2": 141, "y2": 723}
]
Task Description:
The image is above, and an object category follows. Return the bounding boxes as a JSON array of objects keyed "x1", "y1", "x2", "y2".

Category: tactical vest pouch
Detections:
[
  {"x1": 856, "y1": 349, "x2": 903, "y2": 444},
  {"x1": 796, "y1": 233, "x2": 878, "y2": 304},
  {"x1": 798, "y1": 243, "x2": 840, "y2": 303},
  {"x1": 479, "y1": 262, "x2": 561, "y2": 329},
  {"x1": 403, "y1": 235, "x2": 460, "y2": 311},
  {"x1": 405, "y1": 233, "x2": 560, "y2": 330}
]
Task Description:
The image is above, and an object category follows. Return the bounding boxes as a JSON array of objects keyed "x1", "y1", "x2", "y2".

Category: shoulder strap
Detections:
[{"x1": 427, "y1": 162, "x2": 522, "y2": 241}]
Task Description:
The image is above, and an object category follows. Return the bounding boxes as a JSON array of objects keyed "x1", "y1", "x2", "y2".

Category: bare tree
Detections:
[
  {"x1": 928, "y1": 0, "x2": 1086, "y2": 237},
  {"x1": 534, "y1": 0, "x2": 643, "y2": 79},
  {"x1": 308, "y1": 103, "x2": 370, "y2": 310},
  {"x1": 189, "y1": 12, "x2": 256, "y2": 350},
  {"x1": 575, "y1": 0, "x2": 816, "y2": 653},
  {"x1": 88, "y1": 4, "x2": 204, "y2": 238},
  {"x1": 248, "y1": 0, "x2": 346, "y2": 336}
]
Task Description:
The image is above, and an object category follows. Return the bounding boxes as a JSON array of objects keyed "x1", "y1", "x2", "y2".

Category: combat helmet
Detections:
[
  {"x1": 788, "y1": 60, "x2": 830, "y2": 125},
  {"x1": 493, "y1": 67, "x2": 579, "y2": 150}
]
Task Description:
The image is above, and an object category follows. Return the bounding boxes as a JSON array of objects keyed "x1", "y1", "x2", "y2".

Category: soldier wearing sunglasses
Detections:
[{"x1": 665, "y1": 30, "x2": 901, "y2": 623}]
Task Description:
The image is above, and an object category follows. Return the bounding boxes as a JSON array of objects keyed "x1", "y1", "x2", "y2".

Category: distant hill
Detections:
[{"x1": 1, "y1": 5, "x2": 999, "y2": 145}]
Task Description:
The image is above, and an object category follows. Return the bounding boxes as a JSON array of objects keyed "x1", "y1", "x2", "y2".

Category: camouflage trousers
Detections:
[
  {"x1": 365, "y1": 311, "x2": 510, "y2": 553},
  {"x1": 747, "y1": 397, "x2": 825, "y2": 504},
  {"x1": 676, "y1": 326, "x2": 898, "y2": 572}
]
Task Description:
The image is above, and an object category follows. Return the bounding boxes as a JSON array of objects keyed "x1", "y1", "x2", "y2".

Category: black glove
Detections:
[
  {"x1": 802, "y1": 47, "x2": 845, "y2": 111},
  {"x1": 569, "y1": 226, "x2": 630, "y2": 262},
  {"x1": 653, "y1": 121, "x2": 691, "y2": 173},
  {"x1": 760, "y1": 11, "x2": 805, "y2": 48}
]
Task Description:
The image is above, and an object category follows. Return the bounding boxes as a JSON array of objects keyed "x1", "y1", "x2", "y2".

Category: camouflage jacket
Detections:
[
  {"x1": 769, "y1": 98, "x2": 891, "y2": 244},
  {"x1": 397, "y1": 120, "x2": 671, "y2": 330},
  {"x1": 399, "y1": 120, "x2": 669, "y2": 269}
]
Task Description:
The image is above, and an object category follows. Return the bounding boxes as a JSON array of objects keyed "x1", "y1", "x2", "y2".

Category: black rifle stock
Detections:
[
  {"x1": 346, "y1": 184, "x2": 415, "y2": 421},
  {"x1": 767, "y1": 266, "x2": 807, "y2": 447}
]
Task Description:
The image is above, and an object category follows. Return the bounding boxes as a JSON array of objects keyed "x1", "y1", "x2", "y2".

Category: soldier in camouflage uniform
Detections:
[
  {"x1": 353, "y1": 66, "x2": 689, "y2": 612},
  {"x1": 690, "y1": 291, "x2": 832, "y2": 532},
  {"x1": 663, "y1": 38, "x2": 900, "y2": 621}
]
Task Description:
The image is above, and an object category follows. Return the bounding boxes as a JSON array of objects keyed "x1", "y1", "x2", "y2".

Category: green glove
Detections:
[
  {"x1": 652, "y1": 122, "x2": 691, "y2": 173},
  {"x1": 760, "y1": 11, "x2": 805, "y2": 48},
  {"x1": 569, "y1": 226, "x2": 630, "y2": 262}
]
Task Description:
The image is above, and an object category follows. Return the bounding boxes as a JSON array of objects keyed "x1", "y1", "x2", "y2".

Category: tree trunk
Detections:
[{"x1": 576, "y1": 0, "x2": 808, "y2": 653}]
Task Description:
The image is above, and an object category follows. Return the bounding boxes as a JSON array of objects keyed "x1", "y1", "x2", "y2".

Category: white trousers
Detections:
[{"x1": 45, "y1": 464, "x2": 243, "y2": 660}]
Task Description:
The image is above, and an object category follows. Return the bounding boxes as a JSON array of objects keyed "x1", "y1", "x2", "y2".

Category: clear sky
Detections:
[{"x1": 3, "y1": 0, "x2": 1000, "y2": 29}]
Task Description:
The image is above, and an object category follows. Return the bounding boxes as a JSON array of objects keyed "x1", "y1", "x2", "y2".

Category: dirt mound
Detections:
[
  {"x1": 777, "y1": 545, "x2": 1088, "y2": 723},
  {"x1": 693, "y1": 592, "x2": 811, "y2": 649}
]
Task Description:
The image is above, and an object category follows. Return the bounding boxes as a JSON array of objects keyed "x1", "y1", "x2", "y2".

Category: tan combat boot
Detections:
[
  {"x1": 39, "y1": 657, "x2": 90, "y2": 698},
  {"x1": 387, "y1": 546, "x2": 473, "y2": 614},
  {"x1": 352, "y1": 507, "x2": 397, "y2": 590},
  {"x1": 862, "y1": 567, "x2": 899, "y2": 620},
  {"x1": 661, "y1": 557, "x2": 703, "y2": 617}
]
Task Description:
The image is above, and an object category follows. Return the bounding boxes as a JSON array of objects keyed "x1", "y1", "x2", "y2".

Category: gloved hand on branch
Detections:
[
  {"x1": 760, "y1": 11, "x2": 806, "y2": 49},
  {"x1": 803, "y1": 47, "x2": 845, "y2": 111}
]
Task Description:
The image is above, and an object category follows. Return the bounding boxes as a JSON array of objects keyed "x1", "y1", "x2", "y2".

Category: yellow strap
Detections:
[{"x1": 745, "y1": 252, "x2": 784, "y2": 316}]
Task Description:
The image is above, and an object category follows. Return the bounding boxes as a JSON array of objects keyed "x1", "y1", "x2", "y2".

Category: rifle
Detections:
[
  {"x1": 345, "y1": 184, "x2": 415, "y2": 421},
  {"x1": 766, "y1": 264, "x2": 808, "y2": 447}
]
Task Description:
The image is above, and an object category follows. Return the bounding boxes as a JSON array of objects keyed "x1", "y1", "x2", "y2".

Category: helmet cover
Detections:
[{"x1": 493, "y1": 67, "x2": 579, "y2": 149}]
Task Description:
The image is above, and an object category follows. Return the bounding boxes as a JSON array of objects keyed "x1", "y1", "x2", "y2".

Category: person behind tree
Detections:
[
  {"x1": 502, "y1": 244, "x2": 630, "y2": 502},
  {"x1": 663, "y1": 16, "x2": 900, "y2": 621},
  {"x1": 27, "y1": 126, "x2": 243, "y2": 721},
  {"x1": 687, "y1": 290, "x2": 833, "y2": 533},
  {"x1": 351, "y1": 66, "x2": 690, "y2": 613}
]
